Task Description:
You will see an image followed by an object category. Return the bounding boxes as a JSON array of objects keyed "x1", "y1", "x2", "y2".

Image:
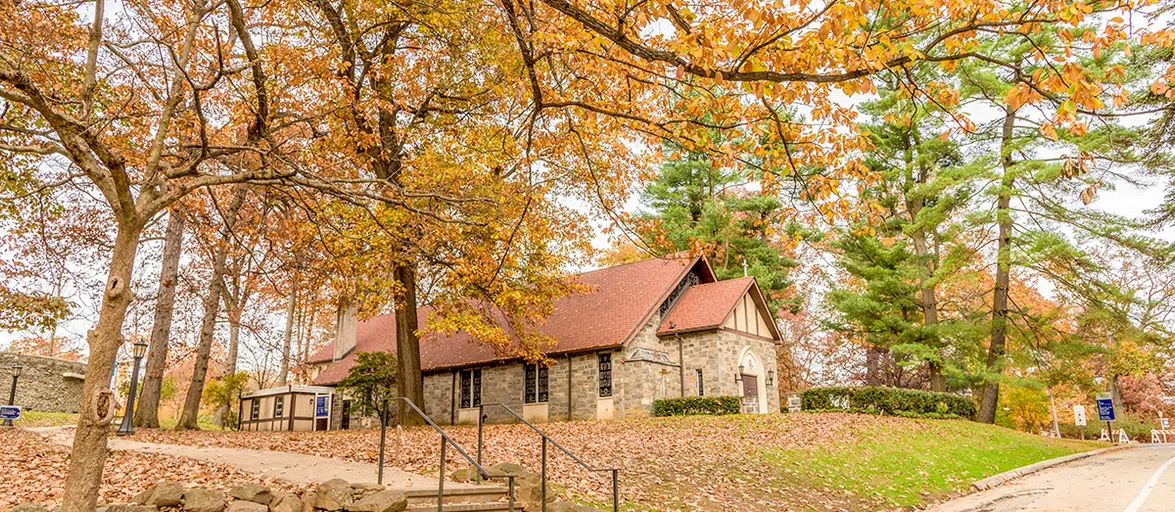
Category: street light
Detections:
[
  {"x1": 116, "y1": 340, "x2": 148, "y2": 436},
  {"x1": 2, "y1": 363, "x2": 21, "y2": 427}
]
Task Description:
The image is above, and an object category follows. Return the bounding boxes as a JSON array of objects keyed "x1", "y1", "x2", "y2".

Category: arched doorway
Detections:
[{"x1": 738, "y1": 347, "x2": 768, "y2": 414}]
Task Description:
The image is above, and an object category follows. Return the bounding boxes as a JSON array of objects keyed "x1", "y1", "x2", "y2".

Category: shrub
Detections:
[
  {"x1": 801, "y1": 386, "x2": 977, "y2": 418},
  {"x1": 653, "y1": 396, "x2": 741, "y2": 416}
]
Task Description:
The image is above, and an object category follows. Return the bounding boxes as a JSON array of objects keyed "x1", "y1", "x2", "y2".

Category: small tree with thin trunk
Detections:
[{"x1": 337, "y1": 351, "x2": 398, "y2": 480}]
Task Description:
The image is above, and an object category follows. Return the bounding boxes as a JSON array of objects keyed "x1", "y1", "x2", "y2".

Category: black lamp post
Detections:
[
  {"x1": 2, "y1": 363, "x2": 21, "y2": 427},
  {"x1": 116, "y1": 340, "x2": 148, "y2": 436}
]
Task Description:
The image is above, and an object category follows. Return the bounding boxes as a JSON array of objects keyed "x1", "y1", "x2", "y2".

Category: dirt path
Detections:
[
  {"x1": 929, "y1": 444, "x2": 1175, "y2": 512},
  {"x1": 33, "y1": 426, "x2": 475, "y2": 491}
]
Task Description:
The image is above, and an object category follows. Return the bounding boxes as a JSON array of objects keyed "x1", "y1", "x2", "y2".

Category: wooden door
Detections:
[{"x1": 741, "y1": 375, "x2": 759, "y2": 413}]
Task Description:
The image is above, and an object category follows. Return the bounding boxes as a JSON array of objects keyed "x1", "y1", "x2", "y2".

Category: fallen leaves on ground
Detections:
[
  {"x1": 0, "y1": 428, "x2": 298, "y2": 511},
  {"x1": 131, "y1": 413, "x2": 922, "y2": 511}
]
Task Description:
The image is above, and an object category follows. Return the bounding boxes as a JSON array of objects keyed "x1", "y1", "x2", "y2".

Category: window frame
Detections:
[
  {"x1": 460, "y1": 368, "x2": 483, "y2": 409},
  {"x1": 524, "y1": 363, "x2": 550, "y2": 404},
  {"x1": 598, "y1": 352, "x2": 613, "y2": 398},
  {"x1": 696, "y1": 368, "x2": 704, "y2": 396},
  {"x1": 251, "y1": 398, "x2": 260, "y2": 420},
  {"x1": 274, "y1": 395, "x2": 285, "y2": 417}
]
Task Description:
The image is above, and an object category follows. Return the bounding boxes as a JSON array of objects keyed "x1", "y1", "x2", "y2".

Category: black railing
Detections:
[
  {"x1": 379, "y1": 397, "x2": 516, "y2": 512},
  {"x1": 477, "y1": 403, "x2": 620, "y2": 512}
]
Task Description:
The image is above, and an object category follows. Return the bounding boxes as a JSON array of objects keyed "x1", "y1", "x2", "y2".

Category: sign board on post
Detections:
[
  {"x1": 1073, "y1": 405, "x2": 1087, "y2": 426},
  {"x1": 1162, "y1": 418, "x2": 1170, "y2": 429},
  {"x1": 315, "y1": 395, "x2": 329, "y2": 418},
  {"x1": 0, "y1": 405, "x2": 21, "y2": 420},
  {"x1": 1096, "y1": 393, "x2": 1115, "y2": 422}
]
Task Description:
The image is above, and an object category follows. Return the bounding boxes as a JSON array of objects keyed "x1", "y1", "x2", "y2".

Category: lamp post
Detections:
[
  {"x1": 2, "y1": 364, "x2": 21, "y2": 427},
  {"x1": 116, "y1": 340, "x2": 148, "y2": 436}
]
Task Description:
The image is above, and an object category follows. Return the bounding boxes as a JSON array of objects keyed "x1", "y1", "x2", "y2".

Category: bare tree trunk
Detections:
[
  {"x1": 865, "y1": 346, "x2": 885, "y2": 385},
  {"x1": 179, "y1": 253, "x2": 229, "y2": 429},
  {"x1": 278, "y1": 288, "x2": 296, "y2": 385},
  {"x1": 179, "y1": 187, "x2": 247, "y2": 429},
  {"x1": 977, "y1": 109, "x2": 1017, "y2": 424},
  {"x1": 213, "y1": 304, "x2": 241, "y2": 426},
  {"x1": 394, "y1": 262, "x2": 425, "y2": 425},
  {"x1": 135, "y1": 212, "x2": 185, "y2": 428},
  {"x1": 61, "y1": 221, "x2": 142, "y2": 512}
]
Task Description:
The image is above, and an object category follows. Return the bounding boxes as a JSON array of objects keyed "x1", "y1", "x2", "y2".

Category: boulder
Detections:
[
  {"x1": 10, "y1": 504, "x2": 48, "y2": 512},
  {"x1": 512, "y1": 472, "x2": 553, "y2": 511},
  {"x1": 183, "y1": 488, "x2": 227, "y2": 512},
  {"x1": 448, "y1": 468, "x2": 483, "y2": 483},
  {"x1": 345, "y1": 491, "x2": 407, "y2": 512},
  {"x1": 269, "y1": 491, "x2": 306, "y2": 512},
  {"x1": 96, "y1": 505, "x2": 156, "y2": 512},
  {"x1": 312, "y1": 479, "x2": 353, "y2": 511},
  {"x1": 229, "y1": 484, "x2": 273, "y2": 505},
  {"x1": 547, "y1": 502, "x2": 604, "y2": 512},
  {"x1": 225, "y1": 501, "x2": 268, "y2": 512},
  {"x1": 134, "y1": 480, "x2": 184, "y2": 507},
  {"x1": 350, "y1": 482, "x2": 385, "y2": 499},
  {"x1": 485, "y1": 462, "x2": 527, "y2": 477}
]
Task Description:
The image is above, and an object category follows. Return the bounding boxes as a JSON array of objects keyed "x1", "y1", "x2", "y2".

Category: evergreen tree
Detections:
[
  {"x1": 641, "y1": 145, "x2": 797, "y2": 312},
  {"x1": 826, "y1": 71, "x2": 986, "y2": 391}
]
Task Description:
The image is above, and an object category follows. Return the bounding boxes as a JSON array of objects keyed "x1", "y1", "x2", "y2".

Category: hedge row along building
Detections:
[{"x1": 243, "y1": 255, "x2": 782, "y2": 430}]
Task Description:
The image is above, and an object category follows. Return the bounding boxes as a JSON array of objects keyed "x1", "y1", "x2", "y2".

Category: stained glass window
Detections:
[
  {"x1": 598, "y1": 353, "x2": 612, "y2": 398},
  {"x1": 460, "y1": 369, "x2": 482, "y2": 409},
  {"x1": 524, "y1": 363, "x2": 550, "y2": 404}
]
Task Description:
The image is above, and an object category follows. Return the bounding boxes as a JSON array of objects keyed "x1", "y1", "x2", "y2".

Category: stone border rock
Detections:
[{"x1": 970, "y1": 445, "x2": 1134, "y2": 492}]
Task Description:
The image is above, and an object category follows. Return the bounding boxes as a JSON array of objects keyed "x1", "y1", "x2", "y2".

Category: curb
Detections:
[{"x1": 970, "y1": 444, "x2": 1133, "y2": 492}]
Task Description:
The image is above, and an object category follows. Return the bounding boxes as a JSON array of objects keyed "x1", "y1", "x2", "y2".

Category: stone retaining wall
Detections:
[{"x1": 0, "y1": 352, "x2": 86, "y2": 413}]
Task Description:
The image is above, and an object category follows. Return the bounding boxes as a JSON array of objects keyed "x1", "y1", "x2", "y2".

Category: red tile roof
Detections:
[
  {"x1": 312, "y1": 256, "x2": 703, "y2": 384},
  {"x1": 657, "y1": 277, "x2": 756, "y2": 336}
]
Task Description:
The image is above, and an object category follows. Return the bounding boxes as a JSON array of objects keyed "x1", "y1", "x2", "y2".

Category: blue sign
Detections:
[
  {"x1": 1096, "y1": 393, "x2": 1115, "y2": 421},
  {"x1": 315, "y1": 396, "x2": 329, "y2": 418},
  {"x1": 0, "y1": 405, "x2": 20, "y2": 420}
]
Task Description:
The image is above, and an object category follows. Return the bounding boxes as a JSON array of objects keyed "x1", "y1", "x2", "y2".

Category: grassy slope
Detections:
[
  {"x1": 12, "y1": 410, "x2": 78, "y2": 427},
  {"x1": 127, "y1": 412, "x2": 1105, "y2": 511},
  {"x1": 764, "y1": 416, "x2": 1104, "y2": 509}
]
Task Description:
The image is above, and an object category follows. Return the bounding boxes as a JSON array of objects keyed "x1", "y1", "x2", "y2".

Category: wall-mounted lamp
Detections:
[{"x1": 766, "y1": 370, "x2": 775, "y2": 387}]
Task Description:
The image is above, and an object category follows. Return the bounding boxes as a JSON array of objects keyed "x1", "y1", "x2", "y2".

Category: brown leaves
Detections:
[
  {"x1": 133, "y1": 413, "x2": 922, "y2": 511},
  {"x1": 0, "y1": 429, "x2": 297, "y2": 511}
]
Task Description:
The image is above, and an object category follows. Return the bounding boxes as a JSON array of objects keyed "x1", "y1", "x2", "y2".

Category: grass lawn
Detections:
[
  {"x1": 12, "y1": 410, "x2": 79, "y2": 428},
  {"x1": 765, "y1": 417, "x2": 1104, "y2": 508}
]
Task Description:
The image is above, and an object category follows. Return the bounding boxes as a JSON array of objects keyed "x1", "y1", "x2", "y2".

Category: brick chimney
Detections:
[{"x1": 333, "y1": 300, "x2": 358, "y2": 361}]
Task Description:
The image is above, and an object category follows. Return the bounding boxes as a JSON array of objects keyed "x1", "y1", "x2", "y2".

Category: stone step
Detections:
[
  {"x1": 405, "y1": 501, "x2": 514, "y2": 512},
  {"x1": 405, "y1": 486, "x2": 510, "y2": 505}
]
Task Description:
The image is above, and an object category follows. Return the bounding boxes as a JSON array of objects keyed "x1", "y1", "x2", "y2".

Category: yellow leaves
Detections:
[
  {"x1": 1004, "y1": 83, "x2": 1039, "y2": 110},
  {"x1": 1041, "y1": 123, "x2": 1059, "y2": 141}
]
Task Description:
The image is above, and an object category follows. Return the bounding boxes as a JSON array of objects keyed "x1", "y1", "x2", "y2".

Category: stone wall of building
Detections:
[
  {"x1": 674, "y1": 329, "x2": 780, "y2": 413},
  {"x1": 417, "y1": 313, "x2": 781, "y2": 424},
  {"x1": 0, "y1": 352, "x2": 86, "y2": 413}
]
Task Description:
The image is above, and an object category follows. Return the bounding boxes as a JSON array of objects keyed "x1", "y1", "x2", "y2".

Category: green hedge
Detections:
[
  {"x1": 801, "y1": 386, "x2": 976, "y2": 418},
  {"x1": 653, "y1": 396, "x2": 741, "y2": 416}
]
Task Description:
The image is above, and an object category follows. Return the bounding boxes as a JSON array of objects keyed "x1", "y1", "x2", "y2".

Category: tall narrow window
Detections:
[
  {"x1": 524, "y1": 363, "x2": 550, "y2": 404},
  {"x1": 696, "y1": 369, "x2": 705, "y2": 396},
  {"x1": 598, "y1": 353, "x2": 613, "y2": 398},
  {"x1": 274, "y1": 396, "x2": 285, "y2": 417},
  {"x1": 251, "y1": 399, "x2": 260, "y2": 420},
  {"x1": 460, "y1": 369, "x2": 482, "y2": 409}
]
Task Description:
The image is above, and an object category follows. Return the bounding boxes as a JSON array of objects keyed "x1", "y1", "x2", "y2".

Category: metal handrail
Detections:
[
  {"x1": 477, "y1": 402, "x2": 620, "y2": 512},
  {"x1": 379, "y1": 397, "x2": 516, "y2": 512}
]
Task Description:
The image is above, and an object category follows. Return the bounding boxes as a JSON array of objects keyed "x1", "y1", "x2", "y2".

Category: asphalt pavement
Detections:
[{"x1": 929, "y1": 444, "x2": 1175, "y2": 512}]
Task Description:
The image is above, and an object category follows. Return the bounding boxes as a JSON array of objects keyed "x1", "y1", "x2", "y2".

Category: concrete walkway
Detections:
[{"x1": 33, "y1": 426, "x2": 476, "y2": 491}]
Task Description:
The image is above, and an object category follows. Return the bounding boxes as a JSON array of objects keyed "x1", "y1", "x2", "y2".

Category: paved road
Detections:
[
  {"x1": 32, "y1": 426, "x2": 479, "y2": 491},
  {"x1": 930, "y1": 444, "x2": 1175, "y2": 512}
]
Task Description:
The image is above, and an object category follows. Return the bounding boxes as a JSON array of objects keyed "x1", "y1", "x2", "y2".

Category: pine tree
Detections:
[{"x1": 641, "y1": 144, "x2": 797, "y2": 312}]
